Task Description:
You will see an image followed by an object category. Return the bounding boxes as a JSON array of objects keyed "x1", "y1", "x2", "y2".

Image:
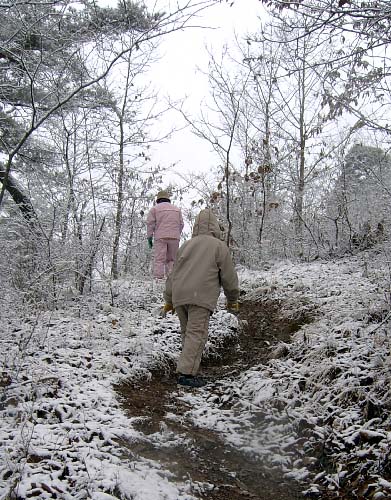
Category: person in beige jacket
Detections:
[{"x1": 163, "y1": 208, "x2": 239, "y2": 388}]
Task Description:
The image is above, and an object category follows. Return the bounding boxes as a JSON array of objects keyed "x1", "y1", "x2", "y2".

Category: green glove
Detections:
[{"x1": 147, "y1": 237, "x2": 153, "y2": 249}]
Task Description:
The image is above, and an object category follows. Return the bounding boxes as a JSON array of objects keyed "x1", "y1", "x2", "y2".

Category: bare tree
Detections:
[
  {"x1": 253, "y1": 16, "x2": 340, "y2": 257},
  {"x1": 260, "y1": 0, "x2": 391, "y2": 134},
  {"x1": 178, "y1": 47, "x2": 251, "y2": 247},
  {"x1": 0, "y1": 0, "x2": 214, "y2": 223}
]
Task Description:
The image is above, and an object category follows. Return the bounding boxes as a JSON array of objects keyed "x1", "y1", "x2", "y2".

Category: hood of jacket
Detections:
[{"x1": 192, "y1": 209, "x2": 221, "y2": 239}]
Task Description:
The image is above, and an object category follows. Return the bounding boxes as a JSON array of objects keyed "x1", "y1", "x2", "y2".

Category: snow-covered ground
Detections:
[
  {"x1": 183, "y1": 255, "x2": 391, "y2": 498},
  {"x1": 1, "y1": 251, "x2": 391, "y2": 499}
]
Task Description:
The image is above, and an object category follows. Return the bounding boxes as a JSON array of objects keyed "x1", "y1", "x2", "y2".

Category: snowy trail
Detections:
[
  {"x1": 1, "y1": 257, "x2": 391, "y2": 499},
  {"x1": 114, "y1": 297, "x2": 313, "y2": 500}
]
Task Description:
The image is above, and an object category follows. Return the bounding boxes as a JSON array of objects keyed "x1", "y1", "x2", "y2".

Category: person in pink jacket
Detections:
[{"x1": 147, "y1": 190, "x2": 184, "y2": 280}]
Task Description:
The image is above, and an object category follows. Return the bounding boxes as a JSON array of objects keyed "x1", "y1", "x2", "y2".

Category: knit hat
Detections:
[{"x1": 156, "y1": 190, "x2": 170, "y2": 201}]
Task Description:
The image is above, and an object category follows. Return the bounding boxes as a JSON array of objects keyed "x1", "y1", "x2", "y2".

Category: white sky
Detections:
[
  {"x1": 97, "y1": 0, "x2": 265, "y2": 199},
  {"x1": 140, "y1": 0, "x2": 265, "y2": 189}
]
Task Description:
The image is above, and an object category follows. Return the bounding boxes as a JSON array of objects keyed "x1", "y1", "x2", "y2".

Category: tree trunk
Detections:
[
  {"x1": 77, "y1": 217, "x2": 106, "y2": 295},
  {"x1": 295, "y1": 49, "x2": 307, "y2": 256},
  {"x1": 0, "y1": 164, "x2": 38, "y2": 221},
  {"x1": 111, "y1": 119, "x2": 125, "y2": 280},
  {"x1": 259, "y1": 99, "x2": 272, "y2": 252},
  {"x1": 123, "y1": 198, "x2": 136, "y2": 274}
]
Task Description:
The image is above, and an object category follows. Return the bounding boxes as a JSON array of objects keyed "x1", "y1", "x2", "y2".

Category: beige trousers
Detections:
[{"x1": 175, "y1": 304, "x2": 211, "y2": 375}]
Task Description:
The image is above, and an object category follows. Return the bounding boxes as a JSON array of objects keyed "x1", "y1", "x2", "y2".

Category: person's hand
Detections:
[
  {"x1": 160, "y1": 303, "x2": 175, "y2": 317},
  {"x1": 163, "y1": 303, "x2": 175, "y2": 313},
  {"x1": 147, "y1": 236, "x2": 153, "y2": 249},
  {"x1": 227, "y1": 302, "x2": 239, "y2": 313}
]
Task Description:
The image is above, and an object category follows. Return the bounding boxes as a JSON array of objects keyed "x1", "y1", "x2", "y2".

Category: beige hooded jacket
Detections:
[{"x1": 164, "y1": 209, "x2": 239, "y2": 311}]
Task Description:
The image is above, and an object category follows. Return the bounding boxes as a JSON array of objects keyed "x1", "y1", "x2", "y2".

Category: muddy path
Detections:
[{"x1": 115, "y1": 298, "x2": 316, "y2": 500}]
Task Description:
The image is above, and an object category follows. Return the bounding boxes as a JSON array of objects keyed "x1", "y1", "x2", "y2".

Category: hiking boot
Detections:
[{"x1": 177, "y1": 374, "x2": 207, "y2": 388}]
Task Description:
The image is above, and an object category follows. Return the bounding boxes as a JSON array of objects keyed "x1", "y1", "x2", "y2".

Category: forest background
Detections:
[{"x1": 1, "y1": 0, "x2": 391, "y2": 306}]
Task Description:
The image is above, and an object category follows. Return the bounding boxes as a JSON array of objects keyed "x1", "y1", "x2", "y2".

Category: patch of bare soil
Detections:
[
  {"x1": 117, "y1": 377, "x2": 304, "y2": 500},
  {"x1": 115, "y1": 297, "x2": 320, "y2": 499},
  {"x1": 206, "y1": 297, "x2": 315, "y2": 379}
]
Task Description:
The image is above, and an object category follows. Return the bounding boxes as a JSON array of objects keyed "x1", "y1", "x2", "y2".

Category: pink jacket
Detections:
[{"x1": 147, "y1": 202, "x2": 184, "y2": 240}]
